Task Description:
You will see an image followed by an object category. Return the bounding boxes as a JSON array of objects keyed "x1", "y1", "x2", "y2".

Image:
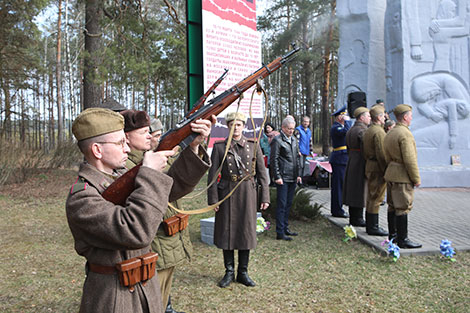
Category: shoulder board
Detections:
[
  {"x1": 70, "y1": 177, "x2": 88, "y2": 195},
  {"x1": 247, "y1": 138, "x2": 256, "y2": 142},
  {"x1": 214, "y1": 140, "x2": 225, "y2": 144}
]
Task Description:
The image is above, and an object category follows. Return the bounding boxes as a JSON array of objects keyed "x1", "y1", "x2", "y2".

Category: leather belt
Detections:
[
  {"x1": 88, "y1": 262, "x2": 116, "y2": 275},
  {"x1": 333, "y1": 146, "x2": 346, "y2": 151}
]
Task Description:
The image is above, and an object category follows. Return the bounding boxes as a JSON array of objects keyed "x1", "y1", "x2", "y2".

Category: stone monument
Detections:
[
  {"x1": 336, "y1": 0, "x2": 387, "y2": 108},
  {"x1": 384, "y1": 0, "x2": 470, "y2": 186},
  {"x1": 336, "y1": 0, "x2": 470, "y2": 187}
]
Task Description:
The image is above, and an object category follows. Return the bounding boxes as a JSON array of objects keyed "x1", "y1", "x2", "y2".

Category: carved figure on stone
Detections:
[
  {"x1": 405, "y1": 0, "x2": 423, "y2": 60},
  {"x1": 411, "y1": 72, "x2": 470, "y2": 149},
  {"x1": 428, "y1": 0, "x2": 470, "y2": 74},
  {"x1": 385, "y1": 0, "x2": 403, "y2": 107},
  {"x1": 385, "y1": 0, "x2": 423, "y2": 108}
]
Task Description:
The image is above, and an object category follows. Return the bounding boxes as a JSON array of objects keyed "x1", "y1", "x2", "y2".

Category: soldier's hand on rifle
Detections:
[
  {"x1": 189, "y1": 115, "x2": 217, "y2": 154},
  {"x1": 142, "y1": 150, "x2": 176, "y2": 171}
]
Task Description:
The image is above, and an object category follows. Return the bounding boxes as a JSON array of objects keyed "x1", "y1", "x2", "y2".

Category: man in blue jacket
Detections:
[
  {"x1": 329, "y1": 106, "x2": 352, "y2": 218},
  {"x1": 295, "y1": 116, "x2": 312, "y2": 184}
]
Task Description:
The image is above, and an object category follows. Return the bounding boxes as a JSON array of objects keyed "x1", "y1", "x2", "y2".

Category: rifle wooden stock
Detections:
[{"x1": 102, "y1": 47, "x2": 300, "y2": 205}]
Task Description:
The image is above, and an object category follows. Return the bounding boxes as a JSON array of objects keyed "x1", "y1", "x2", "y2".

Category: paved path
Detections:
[{"x1": 308, "y1": 187, "x2": 470, "y2": 256}]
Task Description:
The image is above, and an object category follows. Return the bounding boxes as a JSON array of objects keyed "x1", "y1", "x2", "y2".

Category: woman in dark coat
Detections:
[{"x1": 207, "y1": 111, "x2": 270, "y2": 288}]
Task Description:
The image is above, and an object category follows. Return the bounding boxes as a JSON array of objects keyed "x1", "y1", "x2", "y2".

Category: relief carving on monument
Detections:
[
  {"x1": 411, "y1": 73, "x2": 470, "y2": 149},
  {"x1": 408, "y1": 0, "x2": 470, "y2": 150}
]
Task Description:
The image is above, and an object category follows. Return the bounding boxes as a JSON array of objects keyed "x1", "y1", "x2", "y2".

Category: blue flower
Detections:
[
  {"x1": 440, "y1": 239, "x2": 456, "y2": 260},
  {"x1": 386, "y1": 239, "x2": 400, "y2": 261}
]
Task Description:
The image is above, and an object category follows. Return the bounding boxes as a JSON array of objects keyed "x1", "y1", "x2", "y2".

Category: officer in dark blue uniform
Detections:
[{"x1": 329, "y1": 106, "x2": 353, "y2": 218}]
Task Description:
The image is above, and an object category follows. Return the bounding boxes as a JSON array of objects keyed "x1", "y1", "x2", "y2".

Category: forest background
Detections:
[{"x1": 0, "y1": 0, "x2": 338, "y2": 183}]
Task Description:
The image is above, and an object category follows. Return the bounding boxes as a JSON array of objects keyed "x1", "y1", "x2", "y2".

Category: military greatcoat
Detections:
[
  {"x1": 66, "y1": 147, "x2": 209, "y2": 313},
  {"x1": 363, "y1": 123, "x2": 387, "y2": 213},
  {"x1": 207, "y1": 136, "x2": 270, "y2": 250},
  {"x1": 342, "y1": 121, "x2": 368, "y2": 208}
]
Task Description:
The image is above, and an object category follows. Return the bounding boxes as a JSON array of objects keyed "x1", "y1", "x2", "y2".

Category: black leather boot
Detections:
[
  {"x1": 236, "y1": 250, "x2": 256, "y2": 287},
  {"x1": 218, "y1": 250, "x2": 235, "y2": 288},
  {"x1": 387, "y1": 211, "x2": 397, "y2": 241},
  {"x1": 396, "y1": 214, "x2": 422, "y2": 249},
  {"x1": 366, "y1": 213, "x2": 388, "y2": 236},
  {"x1": 349, "y1": 207, "x2": 366, "y2": 227},
  {"x1": 165, "y1": 296, "x2": 185, "y2": 313}
]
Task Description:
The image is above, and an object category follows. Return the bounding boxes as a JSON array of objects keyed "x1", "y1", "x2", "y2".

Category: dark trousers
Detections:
[
  {"x1": 276, "y1": 182, "x2": 296, "y2": 235},
  {"x1": 330, "y1": 163, "x2": 346, "y2": 215}
]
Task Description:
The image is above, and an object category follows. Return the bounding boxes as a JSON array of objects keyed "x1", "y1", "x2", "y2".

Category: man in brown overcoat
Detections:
[
  {"x1": 207, "y1": 111, "x2": 270, "y2": 288},
  {"x1": 363, "y1": 106, "x2": 388, "y2": 236},
  {"x1": 66, "y1": 108, "x2": 212, "y2": 313},
  {"x1": 384, "y1": 104, "x2": 422, "y2": 249},
  {"x1": 343, "y1": 107, "x2": 371, "y2": 226}
]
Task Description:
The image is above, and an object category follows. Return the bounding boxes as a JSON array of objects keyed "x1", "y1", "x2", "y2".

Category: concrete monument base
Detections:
[{"x1": 419, "y1": 166, "x2": 470, "y2": 188}]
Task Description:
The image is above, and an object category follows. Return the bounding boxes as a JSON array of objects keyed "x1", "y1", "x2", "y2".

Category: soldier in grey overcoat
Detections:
[
  {"x1": 66, "y1": 108, "x2": 212, "y2": 313},
  {"x1": 343, "y1": 107, "x2": 371, "y2": 227},
  {"x1": 384, "y1": 104, "x2": 422, "y2": 249},
  {"x1": 207, "y1": 111, "x2": 270, "y2": 288}
]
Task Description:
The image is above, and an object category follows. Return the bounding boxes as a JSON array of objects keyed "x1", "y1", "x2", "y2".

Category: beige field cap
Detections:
[
  {"x1": 72, "y1": 108, "x2": 125, "y2": 141},
  {"x1": 353, "y1": 106, "x2": 369, "y2": 118},
  {"x1": 225, "y1": 111, "x2": 247, "y2": 124},
  {"x1": 370, "y1": 105, "x2": 385, "y2": 118},
  {"x1": 393, "y1": 104, "x2": 412, "y2": 116}
]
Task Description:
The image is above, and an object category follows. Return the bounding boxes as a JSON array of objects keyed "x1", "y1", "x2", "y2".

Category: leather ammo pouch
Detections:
[
  {"x1": 162, "y1": 216, "x2": 180, "y2": 236},
  {"x1": 176, "y1": 214, "x2": 189, "y2": 232},
  {"x1": 115, "y1": 252, "x2": 159, "y2": 289},
  {"x1": 115, "y1": 257, "x2": 142, "y2": 289},
  {"x1": 139, "y1": 252, "x2": 158, "y2": 282}
]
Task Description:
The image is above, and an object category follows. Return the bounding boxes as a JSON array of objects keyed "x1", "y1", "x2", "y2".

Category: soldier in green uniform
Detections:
[
  {"x1": 121, "y1": 110, "x2": 208, "y2": 313},
  {"x1": 363, "y1": 106, "x2": 388, "y2": 236},
  {"x1": 150, "y1": 117, "x2": 164, "y2": 150},
  {"x1": 66, "y1": 108, "x2": 212, "y2": 313},
  {"x1": 384, "y1": 104, "x2": 422, "y2": 249},
  {"x1": 120, "y1": 109, "x2": 152, "y2": 169}
]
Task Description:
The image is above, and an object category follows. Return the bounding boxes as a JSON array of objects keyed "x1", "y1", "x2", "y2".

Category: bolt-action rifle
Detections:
[{"x1": 102, "y1": 45, "x2": 300, "y2": 205}]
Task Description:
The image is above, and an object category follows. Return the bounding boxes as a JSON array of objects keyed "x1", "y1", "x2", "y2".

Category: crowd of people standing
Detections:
[{"x1": 65, "y1": 99, "x2": 422, "y2": 313}]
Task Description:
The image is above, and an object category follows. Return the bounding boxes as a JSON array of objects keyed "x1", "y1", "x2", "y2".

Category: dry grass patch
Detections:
[{"x1": 0, "y1": 169, "x2": 469, "y2": 312}]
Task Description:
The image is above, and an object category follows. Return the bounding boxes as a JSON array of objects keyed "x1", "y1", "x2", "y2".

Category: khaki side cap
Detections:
[
  {"x1": 370, "y1": 105, "x2": 385, "y2": 118},
  {"x1": 353, "y1": 106, "x2": 369, "y2": 118},
  {"x1": 393, "y1": 104, "x2": 412, "y2": 116},
  {"x1": 72, "y1": 108, "x2": 125, "y2": 141}
]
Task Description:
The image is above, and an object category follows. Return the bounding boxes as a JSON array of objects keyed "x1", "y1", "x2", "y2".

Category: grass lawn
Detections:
[{"x1": 0, "y1": 169, "x2": 468, "y2": 312}]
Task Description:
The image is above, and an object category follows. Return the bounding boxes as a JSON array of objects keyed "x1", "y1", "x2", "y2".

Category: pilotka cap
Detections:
[
  {"x1": 150, "y1": 117, "x2": 163, "y2": 133},
  {"x1": 353, "y1": 106, "x2": 369, "y2": 118},
  {"x1": 370, "y1": 105, "x2": 385, "y2": 118},
  {"x1": 393, "y1": 104, "x2": 413, "y2": 116},
  {"x1": 72, "y1": 108, "x2": 125, "y2": 141}
]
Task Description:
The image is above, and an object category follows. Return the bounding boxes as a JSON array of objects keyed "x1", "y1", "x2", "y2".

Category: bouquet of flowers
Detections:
[
  {"x1": 256, "y1": 216, "x2": 270, "y2": 234},
  {"x1": 343, "y1": 225, "x2": 357, "y2": 242},
  {"x1": 388, "y1": 240, "x2": 400, "y2": 262},
  {"x1": 440, "y1": 239, "x2": 456, "y2": 261}
]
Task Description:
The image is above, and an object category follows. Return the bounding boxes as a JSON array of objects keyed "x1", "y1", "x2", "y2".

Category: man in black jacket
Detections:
[{"x1": 270, "y1": 116, "x2": 302, "y2": 241}]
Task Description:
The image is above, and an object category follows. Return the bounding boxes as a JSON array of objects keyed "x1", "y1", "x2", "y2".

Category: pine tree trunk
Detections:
[
  {"x1": 83, "y1": 0, "x2": 103, "y2": 109},
  {"x1": 321, "y1": 0, "x2": 336, "y2": 155},
  {"x1": 56, "y1": 0, "x2": 63, "y2": 143}
]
